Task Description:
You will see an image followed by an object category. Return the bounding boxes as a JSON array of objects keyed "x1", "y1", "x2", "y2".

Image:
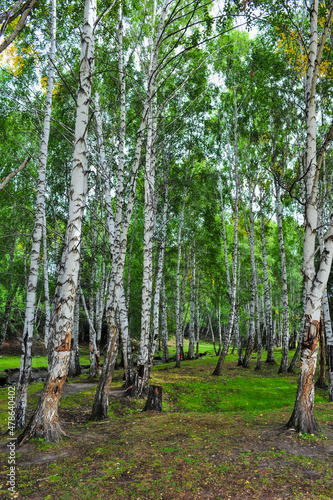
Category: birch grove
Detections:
[{"x1": 2, "y1": 0, "x2": 333, "y2": 445}]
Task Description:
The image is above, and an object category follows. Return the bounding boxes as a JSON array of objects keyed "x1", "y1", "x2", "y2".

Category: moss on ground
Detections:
[{"x1": 0, "y1": 345, "x2": 332, "y2": 499}]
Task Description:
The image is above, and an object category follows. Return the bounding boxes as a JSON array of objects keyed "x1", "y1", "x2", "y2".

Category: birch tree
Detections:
[
  {"x1": 286, "y1": 0, "x2": 333, "y2": 434},
  {"x1": 14, "y1": 0, "x2": 56, "y2": 429},
  {"x1": 18, "y1": 0, "x2": 96, "y2": 442}
]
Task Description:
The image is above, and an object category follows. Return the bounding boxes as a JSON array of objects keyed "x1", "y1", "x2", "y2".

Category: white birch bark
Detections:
[
  {"x1": 275, "y1": 178, "x2": 290, "y2": 374},
  {"x1": 94, "y1": 93, "x2": 134, "y2": 388},
  {"x1": 175, "y1": 171, "x2": 189, "y2": 368},
  {"x1": 287, "y1": 0, "x2": 333, "y2": 433},
  {"x1": 88, "y1": 197, "x2": 98, "y2": 377},
  {"x1": 18, "y1": 0, "x2": 96, "y2": 442},
  {"x1": 213, "y1": 93, "x2": 239, "y2": 376},
  {"x1": 195, "y1": 276, "x2": 201, "y2": 357},
  {"x1": 42, "y1": 213, "x2": 50, "y2": 348},
  {"x1": 323, "y1": 289, "x2": 333, "y2": 402},
  {"x1": 14, "y1": 0, "x2": 56, "y2": 429},
  {"x1": 135, "y1": 88, "x2": 157, "y2": 396},
  {"x1": 242, "y1": 193, "x2": 257, "y2": 369},
  {"x1": 95, "y1": 254, "x2": 106, "y2": 348},
  {"x1": 260, "y1": 203, "x2": 274, "y2": 363},
  {"x1": 188, "y1": 250, "x2": 196, "y2": 359},
  {"x1": 149, "y1": 165, "x2": 169, "y2": 371},
  {"x1": 161, "y1": 275, "x2": 169, "y2": 362},
  {"x1": 91, "y1": 0, "x2": 171, "y2": 417},
  {"x1": 255, "y1": 277, "x2": 262, "y2": 371},
  {"x1": 68, "y1": 284, "x2": 81, "y2": 377}
]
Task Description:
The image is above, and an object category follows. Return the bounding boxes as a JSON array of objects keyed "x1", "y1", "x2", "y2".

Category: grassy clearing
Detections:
[{"x1": 0, "y1": 345, "x2": 332, "y2": 499}]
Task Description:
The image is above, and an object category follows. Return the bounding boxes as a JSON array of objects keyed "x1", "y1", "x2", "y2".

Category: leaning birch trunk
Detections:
[
  {"x1": 242, "y1": 194, "x2": 257, "y2": 369},
  {"x1": 260, "y1": 204, "x2": 274, "y2": 363},
  {"x1": 18, "y1": 0, "x2": 96, "y2": 442},
  {"x1": 14, "y1": 0, "x2": 56, "y2": 430},
  {"x1": 91, "y1": 1, "x2": 170, "y2": 419},
  {"x1": 287, "y1": 0, "x2": 333, "y2": 433},
  {"x1": 274, "y1": 178, "x2": 290, "y2": 374},
  {"x1": 188, "y1": 250, "x2": 196, "y2": 359},
  {"x1": 213, "y1": 92, "x2": 239, "y2": 376}
]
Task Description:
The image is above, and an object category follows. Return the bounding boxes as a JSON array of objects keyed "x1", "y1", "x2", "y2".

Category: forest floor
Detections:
[{"x1": 0, "y1": 344, "x2": 333, "y2": 500}]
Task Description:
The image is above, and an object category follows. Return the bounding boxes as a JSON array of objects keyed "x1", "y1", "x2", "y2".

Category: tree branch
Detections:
[{"x1": 0, "y1": 157, "x2": 30, "y2": 191}]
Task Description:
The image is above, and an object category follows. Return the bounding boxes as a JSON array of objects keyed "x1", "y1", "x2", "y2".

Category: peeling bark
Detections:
[{"x1": 18, "y1": 0, "x2": 96, "y2": 442}]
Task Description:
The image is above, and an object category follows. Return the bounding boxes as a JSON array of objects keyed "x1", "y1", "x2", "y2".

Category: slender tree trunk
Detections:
[
  {"x1": 91, "y1": 0, "x2": 170, "y2": 417},
  {"x1": 243, "y1": 195, "x2": 257, "y2": 369},
  {"x1": 322, "y1": 289, "x2": 333, "y2": 401},
  {"x1": 134, "y1": 89, "x2": 157, "y2": 397},
  {"x1": 315, "y1": 317, "x2": 326, "y2": 388},
  {"x1": 288, "y1": 282, "x2": 306, "y2": 372},
  {"x1": 88, "y1": 197, "x2": 98, "y2": 377},
  {"x1": 275, "y1": 178, "x2": 290, "y2": 374},
  {"x1": 0, "y1": 232, "x2": 18, "y2": 348},
  {"x1": 217, "y1": 303, "x2": 222, "y2": 356},
  {"x1": 161, "y1": 275, "x2": 169, "y2": 362},
  {"x1": 213, "y1": 92, "x2": 239, "y2": 376},
  {"x1": 188, "y1": 250, "x2": 196, "y2": 359},
  {"x1": 80, "y1": 286, "x2": 99, "y2": 377},
  {"x1": 150, "y1": 165, "x2": 169, "y2": 370},
  {"x1": 18, "y1": 0, "x2": 96, "y2": 442},
  {"x1": 255, "y1": 281, "x2": 262, "y2": 371},
  {"x1": 68, "y1": 287, "x2": 81, "y2": 377},
  {"x1": 261, "y1": 205, "x2": 274, "y2": 363},
  {"x1": 119, "y1": 286, "x2": 135, "y2": 387},
  {"x1": 175, "y1": 181, "x2": 187, "y2": 368},
  {"x1": 14, "y1": 0, "x2": 56, "y2": 429},
  {"x1": 287, "y1": 0, "x2": 333, "y2": 433},
  {"x1": 195, "y1": 277, "x2": 201, "y2": 357},
  {"x1": 42, "y1": 214, "x2": 51, "y2": 348}
]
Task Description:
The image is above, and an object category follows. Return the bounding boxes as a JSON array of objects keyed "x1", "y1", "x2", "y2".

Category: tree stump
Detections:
[{"x1": 143, "y1": 385, "x2": 162, "y2": 411}]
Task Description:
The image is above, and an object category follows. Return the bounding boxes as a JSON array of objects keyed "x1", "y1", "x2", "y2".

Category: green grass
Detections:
[{"x1": 0, "y1": 342, "x2": 332, "y2": 499}]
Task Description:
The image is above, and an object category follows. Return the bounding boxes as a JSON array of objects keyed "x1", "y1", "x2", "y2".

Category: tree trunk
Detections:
[
  {"x1": 134, "y1": 88, "x2": 157, "y2": 397},
  {"x1": 260, "y1": 206, "x2": 274, "y2": 363},
  {"x1": 68, "y1": 288, "x2": 81, "y2": 377},
  {"x1": 143, "y1": 385, "x2": 162, "y2": 412},
  {"x1": 14, "y1": 0, "x2": 56, "y2": 429},
  {"x1": 91, "y1": 1, "x2": 170, "y2": 416},
  {"x1": 188, "y1": 250, "x2": 196, "y2": 359},
  {"x1": 242, "y1": 194, "x2": 257, "y2": 369},
  {"x1": 150, "y1": 164, "x2": 169, "y2": 370},
  {"x1": 315, "y1": 317, "x2": 326, "y2": 388},
  {"x1": 213, "y1": 91, "x2": 240, "y2": 376},
  {"x1": 286, "y1": 0, "x2": 333, "y2": 433},
  {"x1": 161, "y1": 275, "x2": 169, "y2": 362},
  {"x1": 275, "y1": 178, "x2": 290, "y2": 374},
  {"x1": 42, "y1": 213, "x2": 51, "y2": 348},
  {"x1": 18, "y1": 0, "x2": 96, "y2": 442}
]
